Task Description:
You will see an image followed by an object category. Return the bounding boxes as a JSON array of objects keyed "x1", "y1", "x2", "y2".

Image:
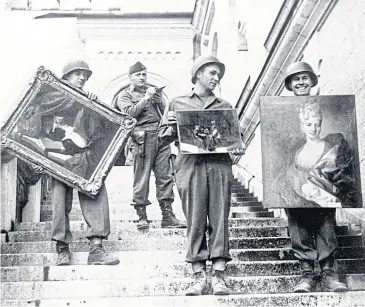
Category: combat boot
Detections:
[
  {"x1": 320, "y1": 258, "x2": 347, "y2": 292},
  {"x1": 160, "y1": 202, "x2": 187, "y2": 228},
  {"x1": 185, "y1": 270, "x2": 209, "y2": 296},
  {"x1": 87, "y1": 243, "x2": 120, "y2": 265},
  {"x1": 134, "y1": 205, "x2": 149, "y2": 230},
  {"x1": 56, "y1": 241, "x2": 71, "y2": 266},
  {"x1": 212, "y1": 270, "x2": 230, "y2": 295},
  {"x1": 293, "y1": 260, "x2": 316, "y2": 293}
]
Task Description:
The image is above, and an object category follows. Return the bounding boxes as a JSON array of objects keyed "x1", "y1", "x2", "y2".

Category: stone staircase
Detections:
[{"x1": 1, "y1": 166, "x2": 365, "y2": 306}]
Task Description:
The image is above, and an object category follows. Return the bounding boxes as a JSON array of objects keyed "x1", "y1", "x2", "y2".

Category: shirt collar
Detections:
[{"x1": 190, "y1": 87, "x2": 216, "y2": 99}]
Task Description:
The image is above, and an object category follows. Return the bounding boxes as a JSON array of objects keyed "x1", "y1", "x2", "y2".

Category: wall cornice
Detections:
[{"x1": 78, "y1": 25, "x2": 196, "y2": 39}]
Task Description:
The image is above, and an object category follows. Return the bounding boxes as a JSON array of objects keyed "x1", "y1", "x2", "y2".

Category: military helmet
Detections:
[
  {"x1": 191, "y1": 55, "x2": 225, "y2": 84},
  {"x1": 284, "y1": 61, "x2": 318, "y2": 91},
  {"x1": 62, "y1": 60, "x2": 92, "y2": 79}
]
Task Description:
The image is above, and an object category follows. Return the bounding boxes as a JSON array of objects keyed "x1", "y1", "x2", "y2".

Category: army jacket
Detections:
[{"x1": 117, "y1": 84, "x2": 165, "y2": 130}]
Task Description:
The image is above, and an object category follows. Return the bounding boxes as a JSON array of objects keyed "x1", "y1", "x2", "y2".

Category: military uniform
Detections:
[
  {"x1": 160, "y1": 90, "x2": 234, "y2": 264},
  {"x1": 117, "y1": 84, "x2": 174, "y2": 208},
  {"x1": 50, "y1": 59, "x2": 119, "y2": 266},
  {"x1": 52, "y1": 180, "x2": 110, "y2": 244},
  {"x1": 283, "y1": 61, "x2": 347, "y2": 292}
]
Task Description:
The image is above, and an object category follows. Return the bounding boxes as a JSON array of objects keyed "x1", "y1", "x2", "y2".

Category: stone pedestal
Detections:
[
  {"x1": 1, "y1": 155, "x2": 17, "y2": 232},
  {"x1": 22, "y1": 179, "x2": 42, "y2": 222}
]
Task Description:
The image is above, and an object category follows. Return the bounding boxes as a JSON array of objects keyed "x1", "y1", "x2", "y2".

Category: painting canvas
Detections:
[
  {"x1": 176, "y1": 109, "x2": 242, "y2": 154},
  {"x1": 1, "y1": 66, "x2": 136, "y2": 197},
  {"x1": 260, "y1": 95, "x2": 363, "y2": 208}
]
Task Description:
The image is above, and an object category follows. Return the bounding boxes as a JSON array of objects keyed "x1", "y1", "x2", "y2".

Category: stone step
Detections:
[
  {"x1": 2, "y1": 259, "x2": 365, "y2": 282},
  {"x1": 2, "y1": 235, "x2": 361, "y2": 254},
  {"x1": 231, "y1": 194, "x2": 258, "y2": 201},
  {"x1": 1, "y1": 237, "x2": 298, "y2": 254},
  {"x1": 7, "y1": 226, "x2": 290, "y2": 243},
  {"x1": 1, "y1": 274, "x2": 364, "y2": 300},
  {"x1": 231, "y1": 212, "x2": 274, "y2": 218},
  {"x1": 14, "y1": 218, "x2": 288, "y2": 232},
  {"x1": 2, "y1": 291, "x2": 365, "y2": 307},
  {"x1": 2, "y1": 247, "x2": 363, "y2": 267},
  {"x1": 230, "y1": 206, "x2": 266, "y2": 212},
  {"x1": 231, "y1": 201, "x2": 263, "y2": 207},
  {"x1": 230, "y1": 207, "x2": 268, "y2": 213}
]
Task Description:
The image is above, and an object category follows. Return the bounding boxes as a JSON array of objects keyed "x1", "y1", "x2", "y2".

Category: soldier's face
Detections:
[
  {"x1": 196, "y1": 64, "x2": 221, "y2": 91},
  {"x1": 290, "y1": 72, "x2": 312, "y2": 96},
  {"x1": 65, "y1": 69, "x2": 89, "y2": 89},
  {"x1": 130, "y1": 70, "x2": 147, "y2": 87}
]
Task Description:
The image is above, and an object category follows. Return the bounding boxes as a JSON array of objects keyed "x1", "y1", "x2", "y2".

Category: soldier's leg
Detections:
[
  {"x1": 51, "y1": 179, "x2": 73, "y2": 244},
  {"x1": 207, "y1": 158, "x2": 232, "y2": 262},
  {"x1": 153, "y1": 135, "x2": 186, "y2": 228},
  {"x1": 132, "y1": 133, "x2": 155, "y2": 205},
  {"x1": 78, "y1": 183, "x2": 111, "y2": 240},
  {"x1": 152, "y1": 134, "x2": 174, "y2": 204},
  {"x1": 207, "y1": 157, "x2": 232, "y2": 296},
  {"x1": 51, "y1": 179, "x2": 73, "y2": 266},
  {"x1": 78, "y1": 184, "x2": 119, "y2": 265},
  {"x1": 316, "y1": 209, "x2": 346, "y2": 292},
  {"x1": 286, "y1": 209, "x2": 317, "y2": 261},
  {"x1": 286, "y1": 208, "x2": 317, "y2": 292},
  {"x1": 175, "y1": 155, "x2": 209, "y2": 262},
  {"x1": 132, "y1": 132, "x2": 156, "y2": 229},
  {"x1": 175, "y1": 155, "x2": 209, "y2": 296},
  {"x1": 315, "y1": 209, "x2": 338, "y2": 262}
]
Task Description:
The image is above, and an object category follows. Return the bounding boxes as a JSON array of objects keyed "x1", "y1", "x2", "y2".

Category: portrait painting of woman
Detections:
[
  {"x1": 260, "y1": 95, "x2": 362, "y2": 209},
  {"x1": 276, "y1": 102, "x2": 357, "y2": 208}
]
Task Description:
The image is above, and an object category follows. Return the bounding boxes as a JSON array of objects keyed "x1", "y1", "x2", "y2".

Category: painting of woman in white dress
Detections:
[{"x1": 260, "y1": 95, "x2": 362, "y2": 209}]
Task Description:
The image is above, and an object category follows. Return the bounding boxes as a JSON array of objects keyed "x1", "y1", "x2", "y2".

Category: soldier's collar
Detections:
[{"x1": 190, "y1": 88, "x2": 215, "y2": 98}]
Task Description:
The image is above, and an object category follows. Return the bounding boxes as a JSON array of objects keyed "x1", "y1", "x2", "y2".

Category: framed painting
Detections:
[
  {"x1": 176, "y1": 109, "x2": 243, "y2": 154},
  {"x1": 1, "y1": 66, "x2": 136, "y2": 197},
  {"x1": 260, "y1": 95, "x2": 363, "y2": 208}
]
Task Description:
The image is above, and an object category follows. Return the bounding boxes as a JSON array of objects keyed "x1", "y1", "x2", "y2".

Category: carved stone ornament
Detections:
[{"x1": 1, "y1": 66, "x2": 136, "y2": 197}]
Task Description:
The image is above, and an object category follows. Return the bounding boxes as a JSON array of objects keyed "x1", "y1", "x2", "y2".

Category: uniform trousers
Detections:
[
  {"x1": 174, "y1": 154, "x2": 233, "y2": 263},
  {"x1": 51, "y1": 179, "x2": 110, "y2": 244},
  {"x1": 132, "y1": 131, "x2": 174, "y2": 206},
  {"x1": 286, "y1": 208, "x2": 338, "y2": 262}
]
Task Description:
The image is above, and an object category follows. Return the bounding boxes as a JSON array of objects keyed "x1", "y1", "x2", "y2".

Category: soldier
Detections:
[
  {"x1": 159, "y1": 55, "x2": 245, "y2": 296},
  {"x1": 51, "y1": 60, "x2": 119, "y2": 266},
  {"x1": 116, "y1": 61, "x2": 186, "y2": 230},
  {"x1": 283, "y1": 61, "x2": 348, "y2": 292}
]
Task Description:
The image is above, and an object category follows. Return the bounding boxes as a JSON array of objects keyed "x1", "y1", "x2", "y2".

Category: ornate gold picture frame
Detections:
[{"x1": 1, "y1": 66, "x2": 136, "y2": 197}]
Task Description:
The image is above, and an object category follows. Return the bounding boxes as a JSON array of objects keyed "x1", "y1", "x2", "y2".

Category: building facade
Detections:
[{"x1": 1, "y1": 0, "x2": 364, "y2": 232}]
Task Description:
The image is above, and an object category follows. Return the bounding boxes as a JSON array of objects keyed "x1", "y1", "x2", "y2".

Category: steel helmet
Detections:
[
  {"x1": 191, "y1": 55, "x2": 225, "y2": 84},
  {"x1": 62, "y1": 60, "x2": 92, "y2": 79},
  {"x1": 284, "y1": 61, "x2": 318, "y2": 91}
]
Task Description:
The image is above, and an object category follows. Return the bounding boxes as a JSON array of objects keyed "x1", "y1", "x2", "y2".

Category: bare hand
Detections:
[
  {"x1": 152, "y1": 91, "x2": 162, "y2": 104},
  {"x1": 144, "y1": 87, "x2": 156, "y2": 100},
  {"x1": 86, "y1": 91, "x2": 98, "y2": 101}
]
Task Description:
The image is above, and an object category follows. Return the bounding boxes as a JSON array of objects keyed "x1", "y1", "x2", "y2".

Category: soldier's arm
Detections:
[
  {"x1": 158, "y1": 100, "x2": 178, "y2": 144},
  {"x1": 117, "y1": 92, "x2": 149, "y2": 119}
]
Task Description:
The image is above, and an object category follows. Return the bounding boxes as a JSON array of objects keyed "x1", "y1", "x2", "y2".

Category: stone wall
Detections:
[{"x1": 239, "y1": 0, "x2": 365, "y2": 208}]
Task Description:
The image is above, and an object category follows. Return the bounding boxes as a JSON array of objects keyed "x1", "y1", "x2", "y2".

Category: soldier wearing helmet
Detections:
[
  {"x1": 48, "y1": 59, "x2": 119, "y2": 266},
  {"x1": 159, "y1": 55, "x2": 245, "y2": 296},
  {"x1": 116, "y1": 61, "x2": 186, "y2": 230},
  {"x1": 283, "y1": 61, "x2": 347, "y2": 293}
]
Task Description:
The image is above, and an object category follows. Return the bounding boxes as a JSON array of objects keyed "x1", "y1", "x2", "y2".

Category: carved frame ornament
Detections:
[{"x1": 1, "y1": 66, "x2": 136, "y2": 197}]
